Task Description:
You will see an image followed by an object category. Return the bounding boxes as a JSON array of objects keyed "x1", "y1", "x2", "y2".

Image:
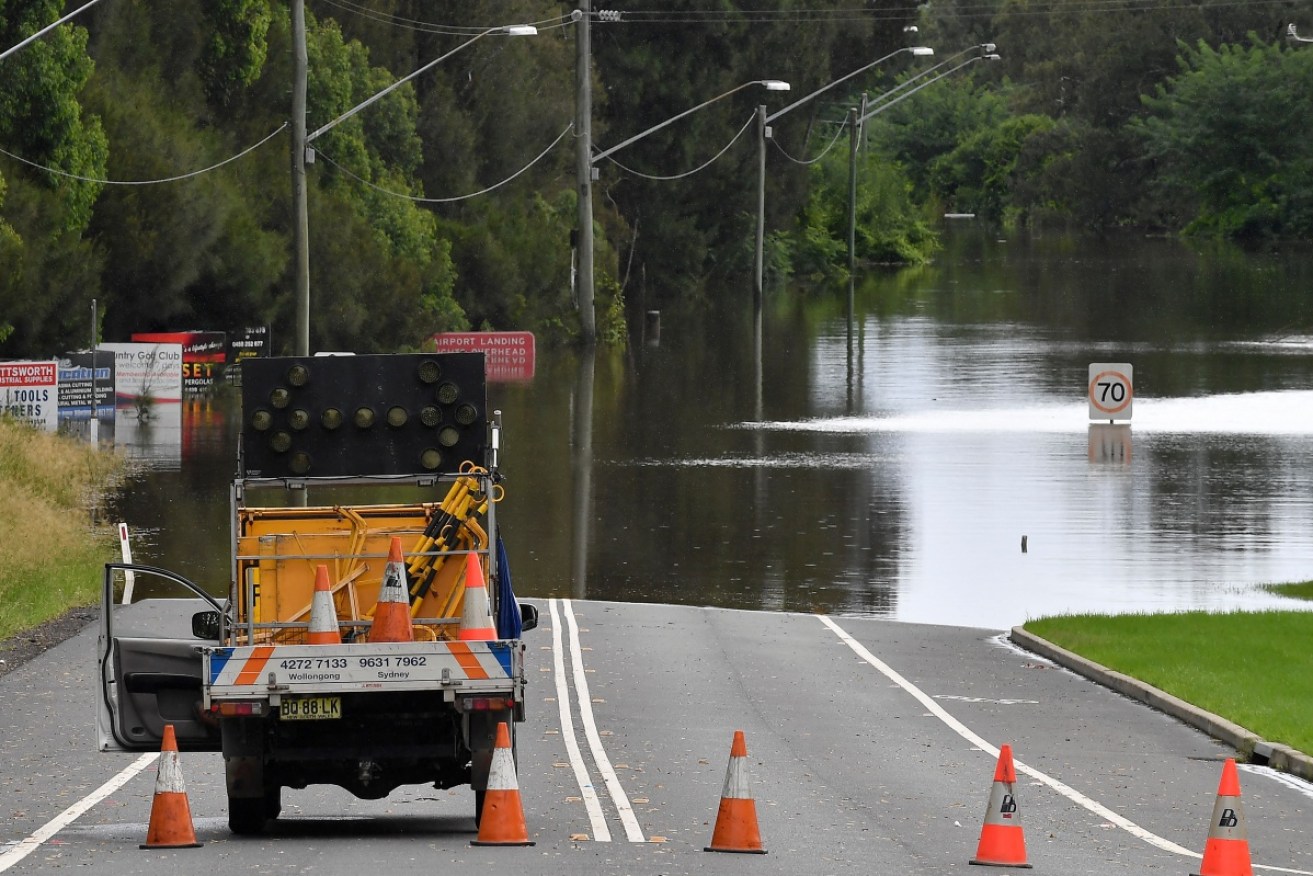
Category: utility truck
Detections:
[{"x1": 97, "y1": 353, "x2": 536, "y2": 834}]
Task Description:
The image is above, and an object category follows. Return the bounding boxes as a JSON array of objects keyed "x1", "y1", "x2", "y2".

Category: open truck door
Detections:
[{"x1": 97, "y1": 562, "x2": 225, "y2": 752}]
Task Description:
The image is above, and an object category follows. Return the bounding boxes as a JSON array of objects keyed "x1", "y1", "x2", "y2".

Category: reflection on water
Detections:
[{"x1": 108, "y1": 228, "x2": 1313, "y2": 629}]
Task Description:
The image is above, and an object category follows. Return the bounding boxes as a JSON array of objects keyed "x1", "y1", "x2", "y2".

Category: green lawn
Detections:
[
  {"x1": 0, "y1": 420, "x2": 124, "y2": 640},
  {"x1": 1025, "y1": 608, "x2": 1313, "y2": 757}
]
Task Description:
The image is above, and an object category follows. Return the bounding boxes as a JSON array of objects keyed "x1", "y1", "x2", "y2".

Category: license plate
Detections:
[{"x1": 280, "y1": 696, "x2": 341, "y2": 721}]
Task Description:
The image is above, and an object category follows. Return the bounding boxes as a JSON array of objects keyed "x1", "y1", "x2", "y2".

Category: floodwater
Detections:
[{"x1": 107, "y1": 227, "x2": 1313, "y2": 630}]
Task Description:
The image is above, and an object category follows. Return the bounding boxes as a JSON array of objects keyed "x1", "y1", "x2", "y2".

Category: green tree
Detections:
[
  {"x1": 795, "y1": 148, "x2": 936, "y2": 279},
  {"x1": 198, "y1": 0, "x2": 272, "y2": 108},
  {"x1": 1135, "y1": 38, "x2": 1313, "y2": 238},
  {"x1": 0, "y1": 0, "x2": 107, "y2": 355},
  {"x1": 928, "y1": 113, "x2": 1055, "y2": 223}
]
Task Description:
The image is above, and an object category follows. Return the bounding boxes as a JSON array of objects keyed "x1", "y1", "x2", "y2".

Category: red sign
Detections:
[
  {"x1": 0, "y1": 361, "x2": 57, "y2": 386},
  {"x1": 431, "y1": 331, "x2": 535, "y2": 382}
]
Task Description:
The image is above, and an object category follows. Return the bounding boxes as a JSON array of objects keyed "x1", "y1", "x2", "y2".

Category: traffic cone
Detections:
[
  {"x1": 704, "y1": 730, "x2": 767, "y2": 854},
  {"x1": 140, "y1": 724, "x2": 202, "y2": 849},
  {"x1": 1193, "y1": 759, "x2": 1253, "y2": 876},
  {"x1": 457, "y1": 552, "x2": 497, "y2": 641},
  {"x1": 970, "y1": 744, "x2": 1031, "y2": 868},
  {"x1": 307, "y1": 564, "x2": 341, "y2": 645},
  {"x1": 471, "y1": 721, "x2": 534, "y2": 846},
  {"x1": 368, "y1": 537, "x2": 414, "y2": 643}
]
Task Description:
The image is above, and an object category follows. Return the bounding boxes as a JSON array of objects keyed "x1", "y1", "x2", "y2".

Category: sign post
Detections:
[{"x1": 1088, "y1": 363, "x2": 1133, "y2": 422}]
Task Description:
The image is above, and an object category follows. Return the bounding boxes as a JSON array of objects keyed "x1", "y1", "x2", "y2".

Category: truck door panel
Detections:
[{"x1": 98, "y1": 564, "x2": 224, "y2": 753}]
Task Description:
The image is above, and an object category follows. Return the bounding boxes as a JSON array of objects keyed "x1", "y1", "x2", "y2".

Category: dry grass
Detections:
[{"x1": 0, "y1": 419, "x2": 125, "y2": 640}]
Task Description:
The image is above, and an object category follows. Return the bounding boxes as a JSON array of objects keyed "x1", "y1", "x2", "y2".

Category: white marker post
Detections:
[
  {"x1": 1088, "y1": 363, "x2": 1133, "y2": 422},
  {"x1": 117, "y1": 523, "x2": 136, "y2": 604}
]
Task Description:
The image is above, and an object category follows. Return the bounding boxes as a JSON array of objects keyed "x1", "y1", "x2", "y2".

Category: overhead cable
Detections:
[
  {"x1": 314, "y1": 122, "x2": 573, "y2": 204},
  {"x1": 598, "y1": 113, "x2": 756, "y2": 181},
  {"x1": 770, "y1": 118, "x2": 848, "y2": 166},
  {"x1": 0, "y1": 123, "x2": 289, "y2": 185},
  {"x1": 313, "y1": 0, "x2": 576, "y2": 35}
]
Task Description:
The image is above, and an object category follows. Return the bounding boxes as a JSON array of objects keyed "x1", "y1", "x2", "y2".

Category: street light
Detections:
[
  {"x1": 1290, "y1": 23, "x2": 1313, "y2": 44},
  {"x1": 846, "y1": 50, "x2": 1002, "y2": 274},
  {"x1": 290, "y1": 15, "x2": 537, "y2": 354},
  {"x1": 576, "y1": 77, "x2": 790, "y2": 343},
  {"x1": 591, "y1": 79, "x2": 790, "y2": 165},
  {"x1": 754, "y1": 46, "x2": 934, "y2": 312}
]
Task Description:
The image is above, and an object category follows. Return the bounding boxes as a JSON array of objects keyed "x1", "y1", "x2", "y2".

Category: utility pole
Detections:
[
  {"x1": 846, "y1": 106, "x2": 859, "y2": 279},
  {"x1": 753, "y1": 104, "x2": 767, "y2": 316},
  {"x1": 292, "y1": 0, "x2": 310, "y2": 356},
  {"x1": 575, "y1": 4, "x2": 596, "y2": 345}
]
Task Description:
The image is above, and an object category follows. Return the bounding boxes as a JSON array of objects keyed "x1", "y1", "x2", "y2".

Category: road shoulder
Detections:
[{"x1": 1010, "y1": 625, "x2": 1313, "y2": 782}]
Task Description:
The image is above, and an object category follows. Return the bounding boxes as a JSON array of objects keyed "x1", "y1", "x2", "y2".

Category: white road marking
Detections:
[
  {"x1": 818, "y1": 614, "x2": 1313, "y2": 876},
  {"x1": 561, "y1": 599, "x2": 646, "y2": 842},
  {"x1": 0, "y1": 752, "x2": 157, "y2": 873},
  {"x1": 548, "y1": 598, "x2": 611, "y2": 841}
]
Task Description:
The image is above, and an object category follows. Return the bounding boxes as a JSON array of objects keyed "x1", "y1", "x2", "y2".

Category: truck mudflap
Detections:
[{"x1": 203, "y1": 640, "x2": 522, "y2": 701}]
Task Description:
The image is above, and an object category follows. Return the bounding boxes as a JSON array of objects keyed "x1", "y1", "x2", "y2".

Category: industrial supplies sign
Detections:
[
  {"x1": 432, "y1": 332, "x2": 535, "y2": 382},
  {"x1": 0, "y1": 360, "x2": 59, "y2": 431}
]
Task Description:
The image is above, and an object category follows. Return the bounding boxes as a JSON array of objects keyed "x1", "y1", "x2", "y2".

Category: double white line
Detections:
[{"x1": 547, "y1": 598, "x2": 645, "y2": 842}]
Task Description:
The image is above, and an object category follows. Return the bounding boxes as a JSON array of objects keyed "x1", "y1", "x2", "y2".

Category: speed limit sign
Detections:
[{"x1": 1089, "y1": 363, "x2": 1133, "y2": 421}]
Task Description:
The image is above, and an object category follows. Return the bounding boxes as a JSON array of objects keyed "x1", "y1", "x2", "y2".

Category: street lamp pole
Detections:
[
  {"x1": 292, "y1": 21, "x2": 536, "y2": 355},
  {"x1": 576, "y1": 3, "x2": 596, "y2": 345},
  {"x1": 584, "y1": 78, "x2": 788, "y2": 333},
  {"x1": 754, "y1": 46, "x2": 933, "y2": 310},
  {"x1": 845, "y1": 50, "x2": 1001, "y2": 272},
  {"x1": 292, "y1": 0, "x2": 310, "y2": 355},
  {"x1": 591, "y1": 79, "x2": 789, "y2": 165}
]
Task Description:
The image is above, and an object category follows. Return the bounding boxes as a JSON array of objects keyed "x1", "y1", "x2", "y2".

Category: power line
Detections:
[
  {"x1": 0, "y1": 123, "x2": 288, "y2": 185},
  {"x1": 314, "y1": 122, "x2": 574, "y2": 204},
  {"x1": 601, "y1": 0, "x2": 1300, "y2": 24},
  {"x1": 770, "y1": 118, "x2": 848, "y2": 166},
  {"x1": 599, "y1": 112, "x2": 757, "y2": 180},
  {"x1": 312, "y1": 0, "x2": 577, "y2": 35}
]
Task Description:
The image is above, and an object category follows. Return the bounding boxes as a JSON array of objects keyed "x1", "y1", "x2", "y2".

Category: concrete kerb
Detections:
[{"x1": 1008, "y1": 626, "x2": 1313, "y2": 783}]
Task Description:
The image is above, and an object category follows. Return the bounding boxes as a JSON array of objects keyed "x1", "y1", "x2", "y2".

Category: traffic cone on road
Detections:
[
  {"x1": 471, "y1": 721, "x2": 534, "y2": 846},
  {"x1": 307, "y1": 564, "x2": 341, "y2": 645},
  {"x1": 140, "y1": 724, "x2": 202, "y2": 849},
  {"x1": 457, "y1": 552, "x2": 497, "y2": 641},
  {"x1": 970, "y1": 744, "x2": 1031, "y2": 868},
  {"x1": 704, "y1": 730, "x2": 767, "y2": 854},
  {"x1": 1193, "y1": 759, "x2": 1253, "y2": 876},
  {"x1": 368, "y1": 537, "x2": 414, "y2": 643}
]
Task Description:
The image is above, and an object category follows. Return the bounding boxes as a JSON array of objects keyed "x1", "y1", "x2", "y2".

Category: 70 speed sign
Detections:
[{"x1": 1088, "y1": 363, "x2": 1133, "y2": 421}]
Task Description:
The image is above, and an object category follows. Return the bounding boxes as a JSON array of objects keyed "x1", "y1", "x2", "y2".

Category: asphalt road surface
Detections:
[{"x1": 2, "y1": 600, "x2": 1310, "y2": 875}]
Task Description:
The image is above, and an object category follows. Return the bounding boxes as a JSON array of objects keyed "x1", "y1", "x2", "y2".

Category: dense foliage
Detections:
[{"x1": 0, "y1": 1, "x2": 1309, "y2": 358}]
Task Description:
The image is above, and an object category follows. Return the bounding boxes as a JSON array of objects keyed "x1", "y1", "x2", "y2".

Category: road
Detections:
[{"x1": 2, "y1": 600, "x2": 1310, "y2": 874}]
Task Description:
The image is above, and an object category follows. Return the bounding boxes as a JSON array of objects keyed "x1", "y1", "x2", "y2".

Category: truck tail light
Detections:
[{"x1": 214, "y1": 701, "x2": 265, "y2": 717}]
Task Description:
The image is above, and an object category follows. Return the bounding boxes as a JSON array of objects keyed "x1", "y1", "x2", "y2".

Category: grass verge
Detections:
[
  {"x1": 0, "y1": 419, "x2": 125, "y2": 641},
  {"x1": 1024, "y1": 609, "x2": 1313, "y2": 756}
]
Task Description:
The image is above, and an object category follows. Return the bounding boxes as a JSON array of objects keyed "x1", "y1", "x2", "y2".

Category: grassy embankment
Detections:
[
  {"x1": 1025, "y1": 594, "x2": 1313, "y2": 757},
  {"x1": 0, "y1": 419, "x2": 125, "y2": 640}
]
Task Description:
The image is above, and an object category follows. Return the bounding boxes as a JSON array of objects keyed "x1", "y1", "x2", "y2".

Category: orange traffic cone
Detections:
[
  {"x1": 970, "y1": 744, "x2": 1031, "y2": 868},
  {"x1": 369, "y1": 537, "x2": 414, "y2": 643},
  {"x1": 140, "y1": 724, "x2": 202, "y2": 849},
  {"x1": 471, "y1": 721, "x2": 534, "y2": 846},
  {"x1": 704, "y1": 730, "x2": 767, "y2": 854},
  {"x1": 457, "y1": 552, "x2": 497, "y2": 641},
  {"x1": 1193, "y1": 759, "x2": 1253, "y2": 876},
  {"x1": 307, "y1": 564, "x2": 341, "y2": 645}
]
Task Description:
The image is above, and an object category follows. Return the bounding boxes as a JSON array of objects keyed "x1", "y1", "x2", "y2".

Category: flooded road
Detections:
[{"x1": 107, "y1": 227, "x2": 1313, "y2": 629}]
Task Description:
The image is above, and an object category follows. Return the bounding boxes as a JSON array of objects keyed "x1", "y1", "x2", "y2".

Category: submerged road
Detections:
[{"x1": 1, "y1": 600, "x2": 1310, "y2": 875}]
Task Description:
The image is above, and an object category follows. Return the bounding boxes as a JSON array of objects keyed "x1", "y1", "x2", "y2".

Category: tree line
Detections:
[{"x1": 1, "y1": 1, "x2": 1309, "y2": 359}]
